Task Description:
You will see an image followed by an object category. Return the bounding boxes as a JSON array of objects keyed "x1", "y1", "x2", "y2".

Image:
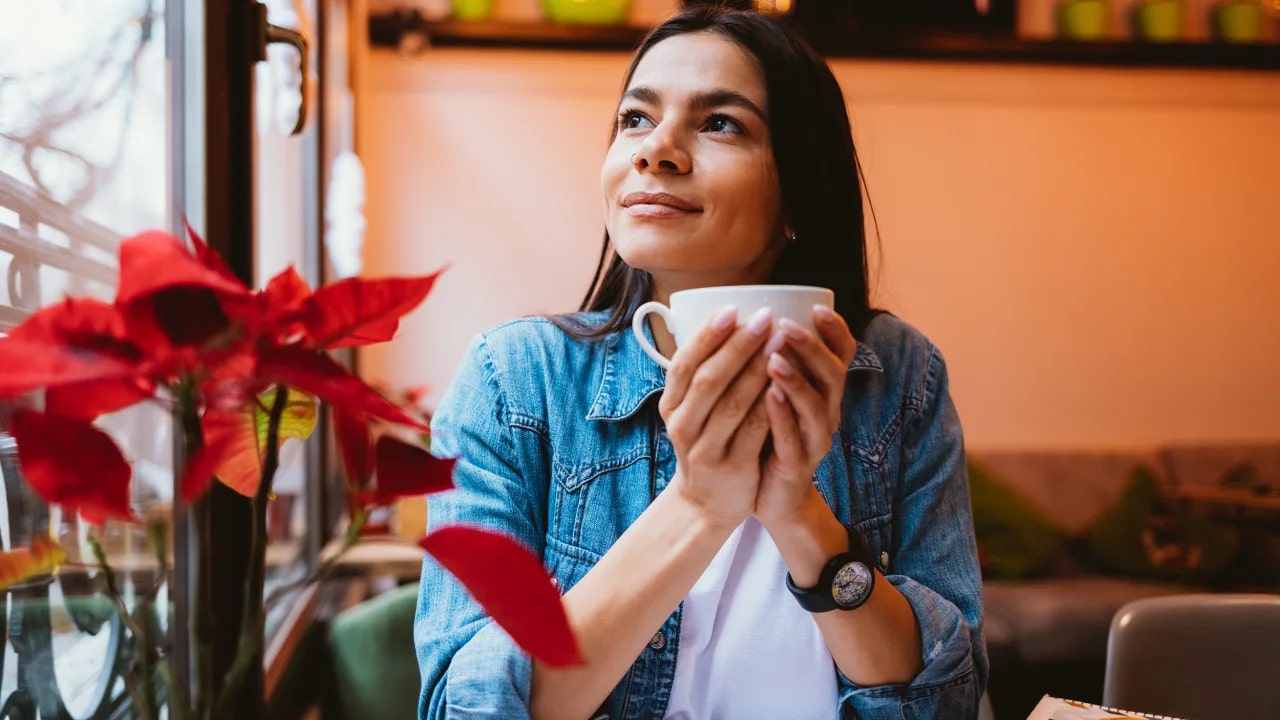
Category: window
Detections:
[
  {"x1": 1, "y1": 1, "x2": 170, "y2": 714},
  {"x1": 0, "y1": 0, "x2": 334, "y2": 713}
]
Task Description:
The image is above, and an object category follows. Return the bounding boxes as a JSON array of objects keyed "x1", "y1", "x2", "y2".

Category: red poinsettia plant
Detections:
[{"x1": 0, "y1": 227, "x2": 579, "y2": 719}]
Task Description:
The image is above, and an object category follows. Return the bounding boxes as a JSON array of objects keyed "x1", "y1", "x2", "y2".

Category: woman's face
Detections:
[{"x1": 601, "y1": 31, "x2": 785, "y2": 297}]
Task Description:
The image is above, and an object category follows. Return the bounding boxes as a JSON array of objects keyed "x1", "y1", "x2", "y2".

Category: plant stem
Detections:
[
  {"x1": 89, "y1": 536, "x2": 157, "y2": 720},
  {"x1": 212, "y1": 385, "x2": 288, "y2": 720},
  {"x1": 178, "y1": 381, "x2": 212, "y2": 720},
  {"x1": 263, "y1": 510, "x2": 366, "y2": 613},
  {"x1": 146, "y1": 517, "x2": 186, "y2": 716},
  {"x1": 157, "y1": 657, "x2": 189, "y2": 720}
]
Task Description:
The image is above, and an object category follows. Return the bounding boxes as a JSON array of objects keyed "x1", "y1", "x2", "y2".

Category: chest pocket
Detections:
[{"x1": 548, "y1": 437, "x2": 656, "y2": 567}]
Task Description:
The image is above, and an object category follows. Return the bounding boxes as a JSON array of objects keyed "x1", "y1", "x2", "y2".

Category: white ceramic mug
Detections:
[{"x1": 631, "y1": 284, "x2": 835, "y2": 370}]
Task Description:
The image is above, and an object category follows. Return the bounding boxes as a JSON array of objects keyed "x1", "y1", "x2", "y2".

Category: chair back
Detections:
[
  {"x1": 1104, "y1": 593, "x2": 1280, "y2": 720},
  {"x1": 328, "y1": 583, "x2": 421, "y2": 720}
]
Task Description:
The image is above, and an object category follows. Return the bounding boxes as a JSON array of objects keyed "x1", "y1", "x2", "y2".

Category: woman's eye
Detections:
[
  {"x1": 618, "y1": 111, "x2": 652, "y2": 131},
  {"x1": 704, "y1": 115, "x2": 743, "y2": 134}
]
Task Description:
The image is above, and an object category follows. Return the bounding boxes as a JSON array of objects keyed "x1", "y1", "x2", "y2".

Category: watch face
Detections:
[{"x1": 831, "y1": 561, "x2": 873, "y2": 608}]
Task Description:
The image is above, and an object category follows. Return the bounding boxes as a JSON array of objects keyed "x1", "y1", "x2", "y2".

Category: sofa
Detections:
[{"x1": 970, "y1": 443, "x2": 1280, "y2": 719}]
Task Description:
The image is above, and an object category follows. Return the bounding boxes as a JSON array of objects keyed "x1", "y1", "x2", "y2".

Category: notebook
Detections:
[{"x1": 1026, "y1": 695, "x2": 1190, "y2": 720}]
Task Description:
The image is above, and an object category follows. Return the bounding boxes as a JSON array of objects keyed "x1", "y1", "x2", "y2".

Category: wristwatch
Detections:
[{"x1": 785, "y1": 527, "x2": 877, "y2": 613}]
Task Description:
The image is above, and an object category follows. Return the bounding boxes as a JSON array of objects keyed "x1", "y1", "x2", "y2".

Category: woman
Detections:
[{"x1": 415, "y1": 7, "x2": 987, "y2": 719}]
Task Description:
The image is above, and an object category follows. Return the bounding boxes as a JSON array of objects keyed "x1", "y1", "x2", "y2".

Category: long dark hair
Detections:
[{"x1": 554, "y1": 6, "x2": 878, "y2": 339}]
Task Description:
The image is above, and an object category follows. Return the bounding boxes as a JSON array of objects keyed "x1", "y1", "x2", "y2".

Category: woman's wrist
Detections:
[
  {"x1": 666, "y1": 470, "x2": 751, "y2": 535},
  {"x1": 760, "y1": 486, "x2": 849, "y2": 588}
]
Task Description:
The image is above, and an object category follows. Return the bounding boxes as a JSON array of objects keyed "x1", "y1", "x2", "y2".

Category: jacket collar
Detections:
[
  {"x1": 586, "y1": 322, "x2": 884, "y2": 423},
  {"x1": 586, "y1": 322, "x2": 668, "y2": 423}
]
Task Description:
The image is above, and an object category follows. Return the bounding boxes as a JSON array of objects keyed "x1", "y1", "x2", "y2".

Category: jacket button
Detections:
[
  {"x1": 649, "y1": 631, "x2": 666, "y2": 650},
  {"x1": 879, "y1": 551, "x2": 889, "y2": 570}
]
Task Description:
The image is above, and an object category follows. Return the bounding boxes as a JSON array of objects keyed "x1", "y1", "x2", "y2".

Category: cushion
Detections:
[
  {"x1": 982, "y1": 576, "x2": 1198, "y2": 663},
  {"x1": 1161, "y1": 443, "x2": 1280, "y2": 488},
  {"x1": 969, "y1": 450, "x2": 1160, "y2": 535},
  {"x1": 1086, "y1": 465, "x2": 1239, "y2": 585},
  {"x1": 968, "y1": 459, "x2": 1070, "y2": 579}
]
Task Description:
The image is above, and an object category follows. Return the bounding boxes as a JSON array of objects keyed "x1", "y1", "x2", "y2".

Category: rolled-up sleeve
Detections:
[
  {"x1": 840, "y1": 344, "x2": 988, "y2": 719},
  {"x1": 415, "y1": 335, "x2": 546, "y2": 720}
]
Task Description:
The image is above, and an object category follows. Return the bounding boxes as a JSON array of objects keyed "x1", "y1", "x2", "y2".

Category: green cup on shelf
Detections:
[
  {"x1": 542, "y1": 0, "x2": 630, "y2": 25},
  {"x1": 1212, "y1": 0, "x2": 1264, "y2": 43},
  {"x1": 1133, "y1": 0, "x2": 1184, "y2": 42},
  {"x1": 1058, "y1": 0, "x2": 1110, "y2": 40},
  {"x1": 452, "y1": 0, "x2": 495, "y2": 21}
]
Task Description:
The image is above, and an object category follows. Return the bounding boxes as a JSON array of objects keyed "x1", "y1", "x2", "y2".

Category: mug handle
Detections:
[{"x1": 632, "y1": 301, "x2": 675, "y2": 370}]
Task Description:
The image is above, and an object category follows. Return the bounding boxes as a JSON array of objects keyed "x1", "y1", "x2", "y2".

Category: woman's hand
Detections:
[
  {"x1": 661, "y1": 306, "x2": 776, "y2": 530},
  {"x1": 756, "y1": 305, "x2": 858, "y2": 526}
]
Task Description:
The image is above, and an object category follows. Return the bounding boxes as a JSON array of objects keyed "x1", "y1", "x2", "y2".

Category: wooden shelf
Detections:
[
  {"x1": 368, "y1": 11, "x2": 1280, "y2": 70},
  {"x1": 369, "y1": 16, "x2": 647, "y2": 51}
]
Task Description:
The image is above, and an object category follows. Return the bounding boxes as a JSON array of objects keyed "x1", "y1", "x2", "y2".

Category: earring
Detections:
[
  {"x1": 631, "y1": 153, "x2": 638, "y2": 165},
  {"x1": 786, "y1": 229, "x2": 798, "y2": 244}
]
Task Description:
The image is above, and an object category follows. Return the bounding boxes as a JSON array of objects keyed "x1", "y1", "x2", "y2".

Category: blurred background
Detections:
[{"x1": 0, "y1": 1, "x2": 1277, "y2": 718}]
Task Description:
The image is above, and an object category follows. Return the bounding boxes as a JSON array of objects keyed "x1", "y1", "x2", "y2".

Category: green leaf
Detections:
[{"x1": 255, "y1": 387, "x2": 317, "y2": 447}]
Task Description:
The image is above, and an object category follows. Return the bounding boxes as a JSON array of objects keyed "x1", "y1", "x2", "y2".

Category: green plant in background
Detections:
[
  {"x1": 542, "y1": 0, "x2": 631, "y2": 25},
  {"x1": 967, "y1": 460, "x2": 1071, "y2": 579},
  {"x1": 1132, "y1": 0, "x2": 1184, "y2": 42},
  {"x1": 1087, "y1": 465, "x2": 1241, "y2": 585},
  {"x1": 1058, "y1": 0, "x2": 1111, "y2": 40},
  {"x1": 1212, "y1": 0, "x2": 1264, "y2": 43},
  {"x1": 452, "y1": 0, "x2": 495, "y2": 21}
]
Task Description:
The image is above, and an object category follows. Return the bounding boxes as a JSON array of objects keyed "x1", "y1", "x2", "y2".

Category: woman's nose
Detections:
[{"x1": 632, "y1": 134, "x2": 691, "y2": 174}]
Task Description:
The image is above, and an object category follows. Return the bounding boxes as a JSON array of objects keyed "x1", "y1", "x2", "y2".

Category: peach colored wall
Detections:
[{"x1": 358, "y1": 48, "x2": 1280, "y2": 450}]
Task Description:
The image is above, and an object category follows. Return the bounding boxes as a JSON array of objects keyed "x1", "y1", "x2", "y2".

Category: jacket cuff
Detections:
[
  {"x1": 838, "y1": 575, "x2": 977, "y2": 707},
  {"x1": 444, "y1": 621, "x2": 534, "y2": 718}
]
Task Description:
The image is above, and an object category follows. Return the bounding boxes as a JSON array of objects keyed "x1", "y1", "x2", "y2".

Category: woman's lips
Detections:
[
  {"x1": 621, "y1": 192, "x2": 701, "y2": 219},
  {"x1": 626, "y1": 203, "x2": 697, "y2": 219}
]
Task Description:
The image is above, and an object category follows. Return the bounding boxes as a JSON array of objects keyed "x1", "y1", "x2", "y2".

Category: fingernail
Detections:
[
  {"x1": 769, "y1": 383, "x2": 786, "y2": 402},
  {"x1": 745, "y1": 308, "x2": 773, "y2": 337},
  {"x1": 763, "y1": 331, "x2": 786, "y2": 356},
  {"x1": 711, "y1": 306, "x2": 737, "y2": 331},
  {"x1": 779, "y1": 318, "x2": 806, "y2": 341},
  {"x1": 769, "y1": 352, "x2": 793, "y2": 376},
  {"x1": 814, "y1": 304, "x2": 835, "y2": 321}
]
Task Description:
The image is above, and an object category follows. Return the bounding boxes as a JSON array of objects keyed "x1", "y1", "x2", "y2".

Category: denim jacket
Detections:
[{"x1": 415, "y1": 310, "x2": 988, "y2": 720}]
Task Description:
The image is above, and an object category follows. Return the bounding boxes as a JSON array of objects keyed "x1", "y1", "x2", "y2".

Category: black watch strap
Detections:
[{"x1": 785, "y1": 526, "x2": 876, "y2": 613}]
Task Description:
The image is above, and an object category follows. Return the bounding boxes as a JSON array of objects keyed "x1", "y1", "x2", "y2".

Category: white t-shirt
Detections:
[{"x1": 664, "y1": 517, "x2": 838, "y2": 719}]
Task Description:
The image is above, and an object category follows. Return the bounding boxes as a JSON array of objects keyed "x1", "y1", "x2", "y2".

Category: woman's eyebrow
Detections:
[{"x1": 621, "y1": 85, "x2": 769, "y2": 123}]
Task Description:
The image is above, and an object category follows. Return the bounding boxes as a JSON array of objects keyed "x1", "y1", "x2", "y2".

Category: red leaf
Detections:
[
  {"x1": 0, "y1": 537, "x2": 68, "y2": 591},
  {"x1": 192, "y1": 410, "x2": 261, "y2": 497},
  {"x1": 404, "y1": 385, "x2": 431, "y2": 406},
  {"x1": 46, "y1": 378, "x2": 156, "y2": 420},
  {"x1": 200, "y1": 350, "x2": 264, "y2": 413},
  {"x1": 10, "y1": 410, "x2": 134, "y2": 524},
  {"x1": 116, "y1": 231, "x2": 250, "y2": 307},
  {"x1": 8, "y1": 297, "x2": 130, "y2": 347},
  {"x1": 264, "y1": 267, "x2": 312, "y2": 308},
  {"x1": 419, "y1": 526, "x2": 581, "y2": 667},
  {"x1": 333, "y1": 407, "x2": 373, "y2": 489},
  {"x1": 364, "y1": 436, "x2": 454, "y2": 506},
  {"x1": 192, "y1": 389, "x2": 317, "y2": 498},
  {"x1": 250, "y1": 267, "x2": 316, "y2": 344},
  {"x1": 303, "y1": 272, "x2": 444, "y2": 349},
  {"x1": 255, "y1": 347, "x2": 429, "y2": 431},
  {"x1": 0, "y1": 299, "x2": 144, "y2": 399},
  {"x1": 128, "y1": 287, "x2": 232, "y2": 349},
  {"x1": 0, "y1": 338, "x2": 141, "y2": 400},
  {"x1": 327, "y1": 317, "x2": 400, "y2": 349},
  {"x1": 184, "y1": 219, "x2": 241, "y2": 287}
]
